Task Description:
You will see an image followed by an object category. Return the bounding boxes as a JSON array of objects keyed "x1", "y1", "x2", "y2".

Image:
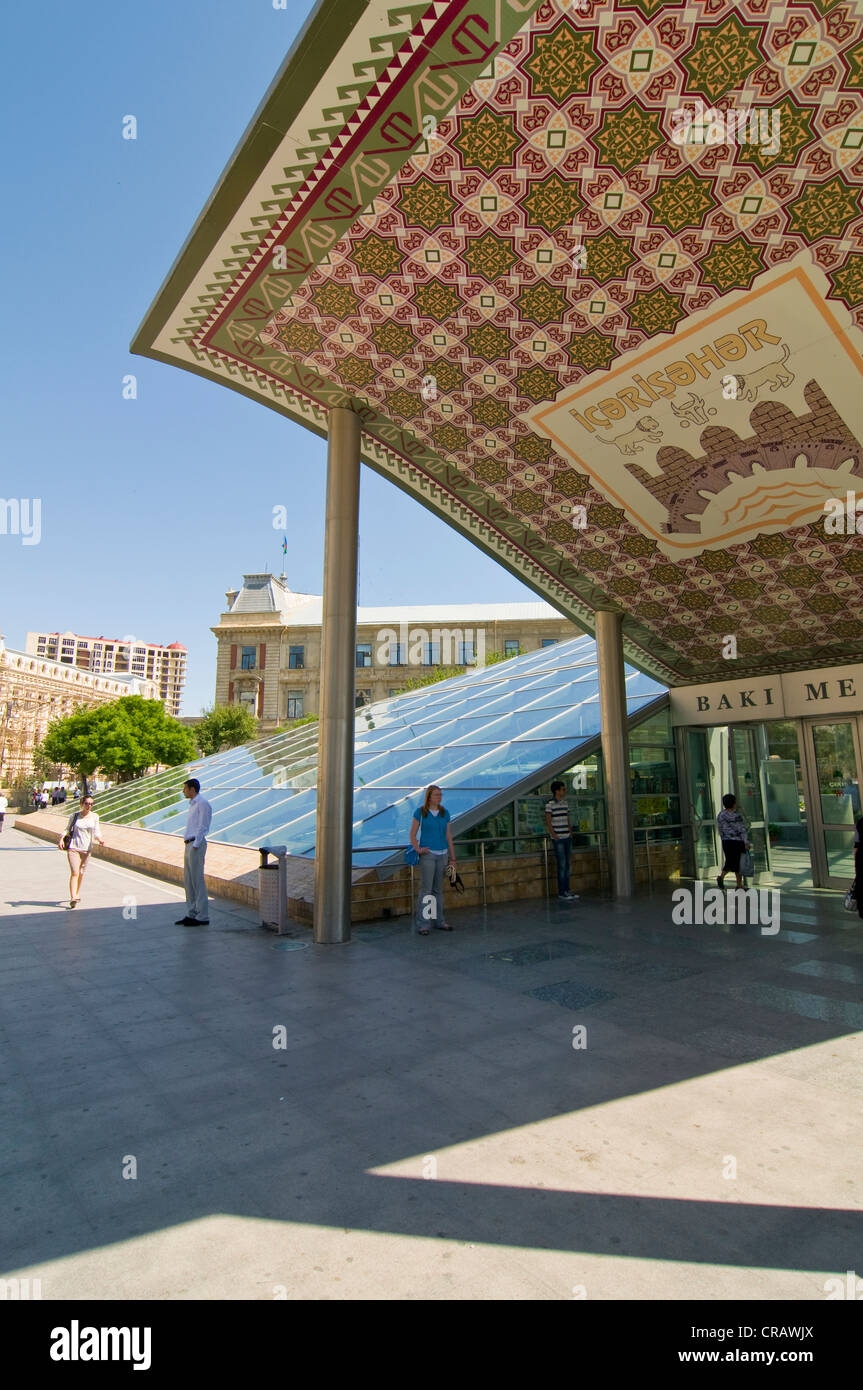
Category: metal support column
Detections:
[
  {"x1": 596, "y1": 608, "x2": 635, "y2": 898},
  {"x1": 314, "y1": 407, "x2": 361, "y2": 944}
]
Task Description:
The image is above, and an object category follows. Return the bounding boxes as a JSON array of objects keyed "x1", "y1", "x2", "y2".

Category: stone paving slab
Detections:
[{"x1": 1, "y1": 824, "x2": 861, "y2": 1300}]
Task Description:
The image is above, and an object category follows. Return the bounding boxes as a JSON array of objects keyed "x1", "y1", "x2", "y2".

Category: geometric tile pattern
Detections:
[{"x1": 134, "y1": 0, "x2": 863, "y2": 685}]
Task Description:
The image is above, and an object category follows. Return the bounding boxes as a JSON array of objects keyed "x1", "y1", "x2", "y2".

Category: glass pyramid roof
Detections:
[{"x1": 86, "y1": 636, "x2": 666, "y2": 865}]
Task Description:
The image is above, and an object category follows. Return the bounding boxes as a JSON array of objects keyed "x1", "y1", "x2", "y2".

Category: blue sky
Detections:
[{"x1": 1, "y1": 0, "x2": 546, "y2": 715}]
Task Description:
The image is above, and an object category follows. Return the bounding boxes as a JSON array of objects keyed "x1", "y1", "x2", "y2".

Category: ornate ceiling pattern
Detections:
[{"x1": 135, "y1": 0, "x2": 863, "y2": 685}]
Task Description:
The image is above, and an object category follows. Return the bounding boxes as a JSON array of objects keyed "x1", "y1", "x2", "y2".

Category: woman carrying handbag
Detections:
[
  {"x1": 716, "y1": 793, "x2": 752, "y2": 890},
  {"x1": 58, "y1": 795, "x2": 105, "y2": 908},
  {"x1": 409, "y1": 784, "x2": 456, "y2": 935}
]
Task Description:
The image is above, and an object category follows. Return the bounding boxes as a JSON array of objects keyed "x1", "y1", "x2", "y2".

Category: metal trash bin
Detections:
[{"x1": 258, "y1": 844, "x2": 288, "y2": 934}]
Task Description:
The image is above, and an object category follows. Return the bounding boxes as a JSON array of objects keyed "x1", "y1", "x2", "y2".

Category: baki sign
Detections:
[{"x1": 670, "y1": 664, "x2": 863, "y2": 726}]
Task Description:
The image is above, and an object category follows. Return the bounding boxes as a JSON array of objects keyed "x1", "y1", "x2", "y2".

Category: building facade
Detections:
[
  {"x1": 26, "y1": 631, "x2": 187, "y2": 716},
  {"x1": 671, "y1": 663, "x2": 863, "y2": 894},
  {"x1": 213, "y1": 573, "x2": 580, "y2": 730},
  {"x1": 0, "y1": 638, "x2": 159, "y2": 785}
]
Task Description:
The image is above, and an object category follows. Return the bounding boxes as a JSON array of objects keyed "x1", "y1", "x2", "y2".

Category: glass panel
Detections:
[
  {"x1": 813, "y1": 723, "x2": 861, "y2": 823},
  {"x1": 825, "y1": 828, "x2": 856, "y2": 880},
  {"x1": 686, "y1": 728, "x2": 716, "y2": 876},
  {"x1": 761, "y1": 719, "x2": 811, "y2": 888},
  {"x1": 88, "y1": 634, "x2": 667, "y2": 864},
  {"x1": 460, "y1": 803, "x2": 516, "y2": 856},
  {"x1": 517, "y1": 754, "x2": 605, "y2": 852}
]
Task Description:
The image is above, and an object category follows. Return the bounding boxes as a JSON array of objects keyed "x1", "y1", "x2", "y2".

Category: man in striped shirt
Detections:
[{"x1": 545, "y1": 780, "x2": 580, "y2": 902}]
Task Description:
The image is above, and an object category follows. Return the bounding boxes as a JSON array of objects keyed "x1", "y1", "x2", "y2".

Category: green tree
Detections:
[
  {"x1": 196, "y1": 704, "x2": 258, "y2": 756},
  {"x1": 393, "y1": 664, "x2": 466, "y2": 694},
  {"x1": 392, "y1": 649, "x2": 519, "y2": 695},
  {"x1": 39, "y1": 697, "x2": 197, "y2": 785},
  {"x1": 31, "y1": 746, "x2": 65, "y2": 783},
  {"x1": 485, "y1": 646, "x2": 522, "y2": 666}
]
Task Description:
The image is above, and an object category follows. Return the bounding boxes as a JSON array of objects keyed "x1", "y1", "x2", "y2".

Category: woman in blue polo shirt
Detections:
[{"x1": 410, "y1": 784, "x2": 456, "y2": 935}]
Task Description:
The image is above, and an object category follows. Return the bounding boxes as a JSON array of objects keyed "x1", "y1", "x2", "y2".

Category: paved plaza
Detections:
[{"x1": 1, "y1": 823, "x2": 861, "y2": 1301}]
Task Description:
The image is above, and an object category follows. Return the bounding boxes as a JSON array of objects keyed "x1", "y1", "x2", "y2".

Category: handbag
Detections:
[
  {"x1": 740, "y1": 848, "x2": 754, "y2": 877},
  {"x1": 844, "y1": 880, "x2": 858, "y2": 913},
  {"x1": 446, "y1": 863, "x2": 465, "y2": 893},
  {"x1": 61, "y1": 813, "x2": 79, "y2": 851}
]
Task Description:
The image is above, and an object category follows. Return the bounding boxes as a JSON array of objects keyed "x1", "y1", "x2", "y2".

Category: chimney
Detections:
[{"x1": 225, "y1": 587, "x2": 239, "y2": 610}]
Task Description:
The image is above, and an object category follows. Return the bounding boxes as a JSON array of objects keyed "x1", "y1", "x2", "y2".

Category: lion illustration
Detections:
[
  {"x1": 724, "y1": 343, "x2": 794, "y2": 403},
  {"x1": 597, "y1": 416, "x2": 663, "y2": 455}
]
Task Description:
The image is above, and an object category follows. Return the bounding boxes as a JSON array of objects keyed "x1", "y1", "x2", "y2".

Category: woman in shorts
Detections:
[{"x1": 59, "y1": 795, "x2": 105, "y2": 908}]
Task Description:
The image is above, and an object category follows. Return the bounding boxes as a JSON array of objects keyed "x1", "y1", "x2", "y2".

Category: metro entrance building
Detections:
[{"x1": 132, "y1": 0, "x2": 863, "y2": 937}]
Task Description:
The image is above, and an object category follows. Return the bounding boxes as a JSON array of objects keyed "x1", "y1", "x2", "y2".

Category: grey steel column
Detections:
[
  {"x1": 314, "y1": 407, "x2": 361, "y2": 943},
  {"x1": 596, "y1": 608, "x2": 634, "y2": 898}
]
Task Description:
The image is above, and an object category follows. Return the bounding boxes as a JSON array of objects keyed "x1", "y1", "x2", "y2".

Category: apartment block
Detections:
[
  {"x1": 0, "y1": 637, "x2": 159, "y2": 784},
  {"x1": 26, "y1": 631, "x2": 187, "y2": 716}
]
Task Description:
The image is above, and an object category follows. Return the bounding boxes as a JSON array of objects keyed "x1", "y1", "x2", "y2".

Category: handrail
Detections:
[
  {"x1": 339, "y1": 823, "x2": 691, "y2": 913},
  {"x1": 344, "y1": 826, "x2": 688, "y2": 856}
]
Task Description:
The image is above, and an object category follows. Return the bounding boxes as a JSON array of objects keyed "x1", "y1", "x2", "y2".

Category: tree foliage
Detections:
[
  {"x1": 195, "y1": 704, "x2": 258, "y2": 756},
  {"x1": 393, "y1": 665, "x2": 466, "y2": 694},
  {"x1": 31, "y1": 747, "x2": 65, "y2": 783},
  {"x1": 393, "y1": 649, "x2": 518, "y2": 695},
  {"x1": 38, "y1": 697, "x2": 198, "y2": 782}
]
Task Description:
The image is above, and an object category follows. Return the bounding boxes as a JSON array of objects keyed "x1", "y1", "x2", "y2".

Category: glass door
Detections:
[
  {"x1": 685, "y1": 728, "x2": 717, "y2": 877},
  {"x1": 804, "y1": 721, "x2": 863, "y2": 889},
  {"x1": 730, "y1": 724, "x2": 769, "y2": 879}
]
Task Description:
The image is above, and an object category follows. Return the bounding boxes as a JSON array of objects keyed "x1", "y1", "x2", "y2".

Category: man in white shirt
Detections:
[
  {"x1": 176, "y1": 778, "x2": 213, "y2": 926},
  {"x1": 0, "y1": 793, "x2": 7, "y2": 832}
]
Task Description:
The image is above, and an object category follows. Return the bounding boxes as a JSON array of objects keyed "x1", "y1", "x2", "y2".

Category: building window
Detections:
[
  {"x1": 505, "y1": 639, "x2": 519, "y2": 658},
  {"x1": 288, "y1": 645, "x2": 304, "y2": 669},
  {"x1": 423, "y1": 642, "x2": 440, "y2": 666},
  {"x1": 388, "y1": 643, "x2": 405, "y2": 667},
  {"x1": 356, "y1": 643, "x2": 372, "y2": 668},
  {"x1": 241, "y1": 646, "x2": 256, "y2": 670},
  {"x1": 541, "y1": 638, "x2": 558, "y2": 648},
  {"x1": 457, "y1": 640, "x2": 475, "y2": 665},
  {"x1": 285, "y1": 692, "x2": 303, "y2": 720},
  {"x1": 239, "y1": 690, "x2": 257, "y2": 715}
]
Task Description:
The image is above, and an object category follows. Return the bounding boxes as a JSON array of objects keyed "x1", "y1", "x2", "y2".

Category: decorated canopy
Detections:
[{"x1": 133, "y1": 0, "x2": 863, "y2": 686}]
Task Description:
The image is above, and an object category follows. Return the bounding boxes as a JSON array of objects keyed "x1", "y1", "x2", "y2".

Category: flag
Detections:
[{"x1": 281, "y1": 536, "x2": 288, "y2": 554}]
